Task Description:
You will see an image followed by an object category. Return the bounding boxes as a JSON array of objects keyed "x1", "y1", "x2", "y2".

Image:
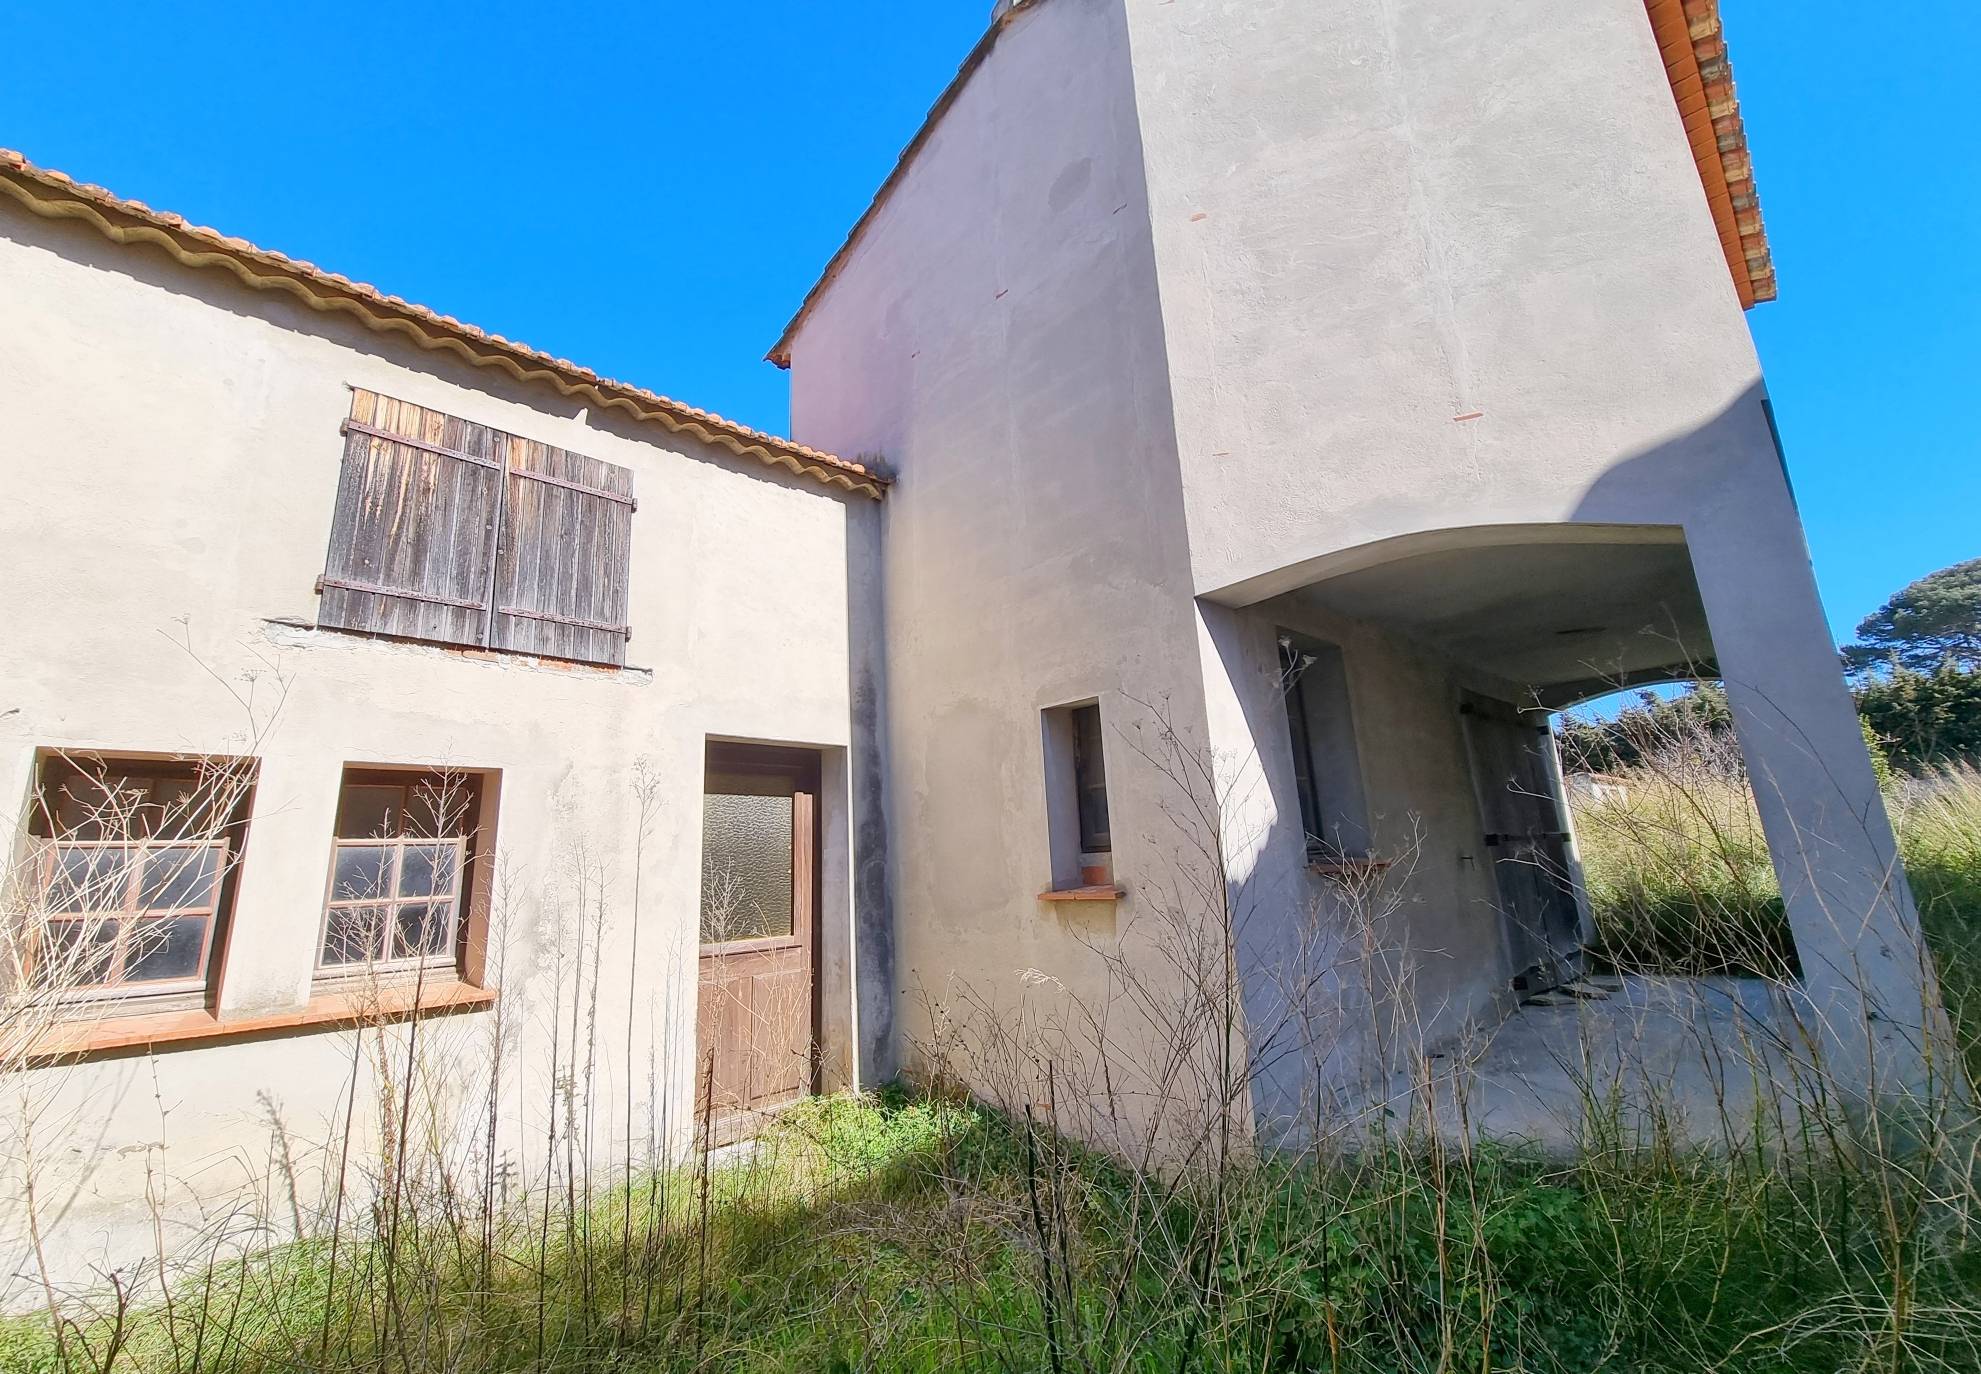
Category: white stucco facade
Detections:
[
  {"x1": 0, "y1": 0, "x2": 1942, "y2": 1304},
  {"x1": 782, "y1": 0, "x2": 1936, "y2": 1135},
  {"x1": 0, "y1": 199, "x2": 886, "y2": 1302}
]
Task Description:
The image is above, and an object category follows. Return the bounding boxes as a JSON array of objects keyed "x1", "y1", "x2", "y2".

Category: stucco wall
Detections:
[
  {"x1": 1197, "y1": 597, "x2": 1525, "y2": 1135},
  {"x1": 785, "y1": 0, "x2": 1232, "y2": 1140},
  {"x1": 783, "y1": 0, "x2": 1931, "y2": 1110},
  {"x1": 0, "y1": 200, "x2": 874, "y2": 1301},
  {"x1": 1119, "y1": 0, "x2": 1932, "y2": 1075},
  {"x1": 1119, "y1": 0, "x2": 1790, "y2": 588}
]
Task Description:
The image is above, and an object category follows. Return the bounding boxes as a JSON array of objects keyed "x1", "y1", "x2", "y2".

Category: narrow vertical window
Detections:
[
  {"x1": 1280, "y1": 638, "x2": 1325, "y2": 848},
  {"x1": 1042, "y1": 699, "x2": 1117, "y2": 894},
  {"x1": 1071, "y1": 703, "x2": 1112, "y2": 853},
  {"x1": 1279, "y1": 633, "x2": 1372, "y2": 858}
]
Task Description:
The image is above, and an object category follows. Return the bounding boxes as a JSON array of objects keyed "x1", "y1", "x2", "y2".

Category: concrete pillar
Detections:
[{"x1": 1687, "y1": 514, "x2": 1943, "y2": 1098}]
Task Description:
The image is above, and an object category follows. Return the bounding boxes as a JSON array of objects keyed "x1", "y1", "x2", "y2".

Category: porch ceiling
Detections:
[{"x1": 1279, "y1": 537, "x2": 1715, "y2": 705}]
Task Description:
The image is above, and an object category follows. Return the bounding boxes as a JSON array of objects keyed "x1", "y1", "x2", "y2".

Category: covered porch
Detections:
[{"x1": 1200, "y1": 521, "x2": 1938, "y2": 1145}]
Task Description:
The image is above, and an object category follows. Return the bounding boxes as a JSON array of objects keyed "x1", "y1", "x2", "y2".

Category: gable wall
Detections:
[{"x1": 784, "y1": 0, "x2": 1227, "y2": 1136}]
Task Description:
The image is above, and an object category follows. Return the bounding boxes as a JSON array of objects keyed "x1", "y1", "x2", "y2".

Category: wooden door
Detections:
[
  {"x1": 1460, "y1": 693, "x2": 1586, "y2": 994},
  {"x1": 695, "y1": 744, "x2": 818, "y2": 1134}
]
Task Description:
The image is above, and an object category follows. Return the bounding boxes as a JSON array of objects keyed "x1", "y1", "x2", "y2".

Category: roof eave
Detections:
[
  {"x1": 0, "y1": 149, "x2": 888, "y2": 498},
  {"x1": 1644, "y1": 0, "x2": 1776, "y2": 308}
]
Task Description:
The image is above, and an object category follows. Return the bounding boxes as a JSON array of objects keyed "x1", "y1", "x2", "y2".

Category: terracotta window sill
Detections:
[
  {"x1": 1038, "y1": 884, "x2": 1126, "y2": 903},
  {"x1": 23, "y1": 979, "x2": 497, "y2": 1065}
]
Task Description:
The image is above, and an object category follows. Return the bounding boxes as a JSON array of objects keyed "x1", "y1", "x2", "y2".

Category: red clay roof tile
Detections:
[{"x1": 0, "y1": 147, "x2": 886, "y2": 499}]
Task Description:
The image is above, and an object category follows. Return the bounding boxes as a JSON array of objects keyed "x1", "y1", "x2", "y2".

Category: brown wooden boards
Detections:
[
  {"x1": 317, "y1": 390, "x2": 634, "y2": 666},
  {"x1": 695, "y1": 745, "x2": 820, "y2": 1136}
]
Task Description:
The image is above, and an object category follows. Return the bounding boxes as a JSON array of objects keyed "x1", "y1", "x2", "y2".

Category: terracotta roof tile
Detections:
[
  {"x1": 0, "y1": 147, "x2": 886, "y2": 499},
  {"x1": 1643, "y1": 0, "x2": 1776, "y2": 307}
]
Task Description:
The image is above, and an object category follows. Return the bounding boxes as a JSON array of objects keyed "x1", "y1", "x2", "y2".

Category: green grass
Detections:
[
  {"x1": 1572, "y1": 762, "x2": 1981, "y2": 1066},
  {"x1": 8, "y1": 770, "x2": 1981, "y2": 1372},
  {"x1": 1891, "y1": 769, "x2": 1981, "y2": 1067},
  {"x1": 7, "y1": 1079, "x2": 1981, "y2": 1373}
]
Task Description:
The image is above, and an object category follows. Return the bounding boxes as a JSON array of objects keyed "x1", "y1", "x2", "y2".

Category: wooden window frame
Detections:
[
  {"x1": 314, "y1": 767, "x2": 493, "y2": 984},
  {"x1": 317, "y1": 836, "x2": 470, "y2": 976},
  {"x1": 26, "y1": 753, "x2": 257, "y2": 1012},
  {"x1": 35, "y1": 838, "x2": 230, "y2": 999}
]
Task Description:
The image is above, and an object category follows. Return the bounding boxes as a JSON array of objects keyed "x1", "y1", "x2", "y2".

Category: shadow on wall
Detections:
[{"x1": 1205, "y1": 380, "x2": 1932, "y2": 1140}]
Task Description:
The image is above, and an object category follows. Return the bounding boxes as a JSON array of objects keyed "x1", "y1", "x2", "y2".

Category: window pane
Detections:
[
  {"x1": 333, "y1": 845, "x2": 393, "y2": 901},
  {"x1": 390, "y1": 902, "x2": 455, "y2": 960},
  {"x1": 404, "y1": 782, "x2": 470, "y2": 839},
  {"x1": 52, "y1": 775, "x2": 120, "y2": 838},
  {"x1": 48, "y1": 846, "x2": 135, "y2": 913},
  {"x1": 399, "y1": 844, "x2": 459, "y2": 898},
  {"x1": 322, "y1": 905, "x2": 388, "y2": 966},
  {"x1": 699, "y1": 791, "x2": 794, "y2": 943},
  {"x1": 1071, "y1": 705, "x2": 1111, "y2": 853},
  {"x1": 337, "y1": 785, "x2": 402, "y2": 839},
  {"x1": 124, "y1": 916, "x2": 209, "y2": 983},
  {"x1": 145, "y1": 777, "x2": 217, "y2": 840},
  {"x1": 139, "y1": 845, "x2": 222, "y2": 911},
  {"x1": 45, "y1": 919, "x2": 118, "y2": 987}
]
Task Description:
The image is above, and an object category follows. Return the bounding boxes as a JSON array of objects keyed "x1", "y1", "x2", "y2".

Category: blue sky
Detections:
[{"x1": 2, "y1": 1, "x2": 1972, "y2": 646}]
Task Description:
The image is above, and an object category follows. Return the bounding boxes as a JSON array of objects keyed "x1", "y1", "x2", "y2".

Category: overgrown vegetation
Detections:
[
  {"x1": 1564, "y1": 686, "x2": 1981, "y2": 1058},
  {"x1": 6, "y1": 699, "x2": 1981, "y2": 1372},
  {"x1": 5, "y1": 1067, "x2": 1980, "y2": 1373}
]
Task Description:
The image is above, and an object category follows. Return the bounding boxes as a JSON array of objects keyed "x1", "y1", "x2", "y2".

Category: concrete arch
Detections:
[{"x1": 1203, "y1": 522, "x2": 1691, "y2": 611}]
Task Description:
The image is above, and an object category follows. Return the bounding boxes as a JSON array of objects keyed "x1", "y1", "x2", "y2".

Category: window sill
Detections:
[
  {"x1": 1305, "y1": 855, "x2": 1392, "y2": 879},
  {"x1": 1038, "y1": 884, "x2": 1126, "y2": 903},
  {"x1": 22, "y1": 979, "x2": 497, "y2": 1066}
]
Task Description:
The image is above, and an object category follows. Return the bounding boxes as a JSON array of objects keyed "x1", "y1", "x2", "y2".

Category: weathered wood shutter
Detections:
[
  {"x1": 317, "y1": 390, "x2": 634, "y2": 666},
  {"x1": 318, "y1": 391, "x2": 502, "y2": 649},
  {"x1": 489, "y1": 437, "x2": 635, "y2": 667}
]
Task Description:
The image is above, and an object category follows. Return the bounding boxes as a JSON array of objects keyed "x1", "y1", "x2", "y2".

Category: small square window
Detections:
[
  {"x1": 318, "y1": 768, "x2": 487, "y2": 978},
  {"x1": 27, "y1": 753, "x2": 256, "y2": 1002}
]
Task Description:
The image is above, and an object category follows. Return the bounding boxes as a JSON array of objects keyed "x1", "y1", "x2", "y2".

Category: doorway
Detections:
[
  {"x1": 695, "y1": 742, "x2": 820, "y2": 1137},
  {"x1": 1460, "y1": 692, "x2": 1588, "y2": 994}
]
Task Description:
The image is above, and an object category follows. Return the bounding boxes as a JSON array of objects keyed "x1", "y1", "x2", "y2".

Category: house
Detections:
[{"x1": 0, "y1": 0, "x2": 1937, "y2": 1299}]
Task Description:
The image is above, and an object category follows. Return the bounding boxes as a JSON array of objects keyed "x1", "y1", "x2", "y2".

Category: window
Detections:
[
  {"x1": 317, "y1": 390, "x2": 636, "y2": 667},
  {"x1": 1042, "y1": 700, "x2": 1115, "y2": 890},
  {"x1": 1278, "y1": 634, "x2": 1372, "y2": 858},
  {"x1": 27, "y1": 754, "x2": 256, "y2": 1001},
  {"x1": 1071, "y1": 703, "x2": 1111, "y2": 853},
  {"x1": 319, "y1": 769, "x2": 486, "y2": 977}
]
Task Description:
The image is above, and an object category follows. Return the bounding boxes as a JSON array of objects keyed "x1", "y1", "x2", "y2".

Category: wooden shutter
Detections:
[
  {"x1": 489, "y1": 436, "x2": 636, "y2": 667},
  {"x1": 317, "y1": 390, "x2": 635, "y2": 666},
  {"x1": 318, "y1": 391, "x2": 502, "y2": 648}
]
